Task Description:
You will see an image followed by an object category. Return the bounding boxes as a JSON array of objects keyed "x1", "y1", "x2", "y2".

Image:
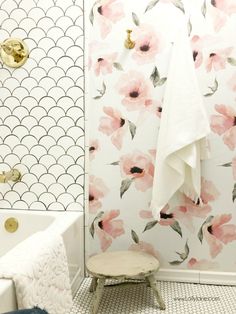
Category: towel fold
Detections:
[
  {"x1": 151, "y1": 28, "x2": 210, "y2": 218},
  {"x1": 0, "y1": 231, "x2": 73, "y2": 314}
]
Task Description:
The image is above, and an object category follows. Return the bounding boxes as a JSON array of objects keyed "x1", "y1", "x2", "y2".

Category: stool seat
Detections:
[
  {"x1": 86, "y1": 250, "x2": 160, "y2": 278},
  {"x1": 86, "y1": 250, "x2": 166, "y2": 313}
]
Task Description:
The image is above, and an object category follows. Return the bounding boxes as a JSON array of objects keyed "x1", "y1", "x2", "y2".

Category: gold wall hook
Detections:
[
  {"x1": 0, "y1": 168, "x2": 21, "y2": 183},
  {"x1": 124, "y1": 29, "x2": 135, "y2": 49},
  {"x1": 0, "y1": 38, "x2": 29, "y2": 68}
]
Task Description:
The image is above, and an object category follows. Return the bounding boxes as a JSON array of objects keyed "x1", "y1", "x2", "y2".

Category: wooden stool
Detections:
[{"x1": 86, "y1": 250, "x2": 166, "y2": 313}]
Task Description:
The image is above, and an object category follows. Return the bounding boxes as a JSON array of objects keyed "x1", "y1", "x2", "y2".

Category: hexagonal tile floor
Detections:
[{"x1": 70, "y1": 278, "x2": 236, "y2": 314}]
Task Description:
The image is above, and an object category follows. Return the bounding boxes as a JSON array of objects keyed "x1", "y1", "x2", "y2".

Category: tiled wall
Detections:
[{"x1": 0, "y1": 0, "x2": 84, "y2": 211}]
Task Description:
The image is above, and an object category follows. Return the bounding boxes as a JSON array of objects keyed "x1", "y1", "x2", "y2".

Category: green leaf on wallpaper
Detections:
[
  {"x1": 169, "y1": 260, "x2": 183, "y2": 265},
  {"x1": 150, "y1": 67, "x2": 167, "y2": 87},
  {"x1": 143, "y1": 220, "x2": 158, "y2": 232},
  {"x1": 184, "y1": 241, "x2": 189, "y2": 257},
  {"x1": 204, "y1": 78, "x2": 218, "y2": 97},
  {"x1": 197, "y1": 224, "x2": 204, "y2": 243},
  {"x1": 102, "y1": 81, "x2": 106, "y2": 92},
  {"x1": 89, "y1": 7, "x2": 94, "y2": 25},
  {"x1": 227, "y1": 57, "x2": 236, "y2": 66},
  {"x1": 157, "y1": 77, "x2": 167, "y2": 86},
  {"x1": 220, "y1": 162, "x2": 232, "y2": 167},
  {"x1": 150, "y1": 66, "x2": 160, "y2": 87},
  {"x1": 109, "y1": 161, "x2": 120, "y2": 165},
  {"x1": 128, "y1": 120, "x2": 136, "y2": 139},
  {"x1": 212, "y1": 78, "x2": 218, "y2": 91},
  {"x1": 89, "y1": 222, "x2": 95, "y2": 238},
  {"x1": 93, "y1": 81, "x2": 106, "y2": 100},
  {"x1": 132, "y1": 12, "x2": 140, "y2": 26},
  {"x1": 120, "y1": 178, "x2": 133, "y2": 198},
  {"x1": 198, "y1": 215, "x2": 214, "y2": 243},
  {"x1": 144, "y1": 0, "x2": 160, "y2": 13},
  {"x1": 170, "y1": 220, "x2": 182, "y2": 237},
  {"x1": 131, "y1": 229, "x2": 139, "y2": 244},
  {"x1": 173, "y1": 241, "x2": 189, "y2": 263},
  {"x1": 172, "y1": 0, "x2": 185, "y2": 14},
  {"x1": 232, "y1": 183, "x2": 236, "y2": 202},
  {"x1": 187, "y1": 18, "x2": 192, "y2": 36},
  {"x1": 204, "y1": 93, "x2": 214, "y2": 97},
  {"x1": 113, "y1": 62, "x2": 124, "y2": 71},
  {"x1": 96, "y1": 211, "x2": 105, "y2": 220},
  {"x1": 201, "y1": 0, "x2": 207, "y2": 18}
]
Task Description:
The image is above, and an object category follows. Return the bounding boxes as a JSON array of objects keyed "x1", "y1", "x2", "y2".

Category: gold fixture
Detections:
[
  {"x1": 0, "y1": 168, "x2": 21, "y2": 183},
  {"x1": 124, "y1": 30, "x2": 135, "y2": 49},
  {"x1": 5, "y1": 217, "x2": 19, "y2": 233},
  {"x1": 0, "y1": 38, "x2": 29, "y2": 68}
]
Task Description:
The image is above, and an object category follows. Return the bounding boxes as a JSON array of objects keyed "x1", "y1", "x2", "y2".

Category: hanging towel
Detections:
[
  {"x1": 150, "y1": 28, "x2": 210, "y2": 218},
  {"x1": 0, "y1": 231, "x2": 73, "y2": 314}
]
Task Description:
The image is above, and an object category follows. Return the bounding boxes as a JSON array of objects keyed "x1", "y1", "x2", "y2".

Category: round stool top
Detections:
[{"x1": 86, "y1": 250, "x2": 160, "y2": 278}]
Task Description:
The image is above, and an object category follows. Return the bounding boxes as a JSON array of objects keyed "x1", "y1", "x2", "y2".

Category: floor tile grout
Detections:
[{"x1": 70, "y1": 278, "x2": 236, "y2": 314}]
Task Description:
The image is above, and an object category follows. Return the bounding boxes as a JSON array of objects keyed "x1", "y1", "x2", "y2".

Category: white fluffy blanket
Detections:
[{"x1": 0, "y1": 231, "x2": 73, "y2": 314}]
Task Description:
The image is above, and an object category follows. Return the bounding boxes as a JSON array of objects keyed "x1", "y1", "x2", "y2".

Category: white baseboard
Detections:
[
  {"x1": 199, "y1": 271, "x2": 236, "y2": 285},
  {"x1": 156, "y1": 268, "x2": 236, "y2": 286}
]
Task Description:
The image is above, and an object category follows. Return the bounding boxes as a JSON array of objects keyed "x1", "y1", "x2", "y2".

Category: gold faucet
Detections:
[
  {"x1": 0, "y1": 38, "x2": 29, "y2": 68},
  {"x1": 124, "y1": 30, "x2": 135, "y2": 49},
  {"x1": 0, "y1": 168, "x2": 21, "y2": 183}
]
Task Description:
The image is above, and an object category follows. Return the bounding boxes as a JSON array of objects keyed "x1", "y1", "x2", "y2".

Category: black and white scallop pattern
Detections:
[{"x1": 0, "y1": 0, "x2": 84, "y2": 211}]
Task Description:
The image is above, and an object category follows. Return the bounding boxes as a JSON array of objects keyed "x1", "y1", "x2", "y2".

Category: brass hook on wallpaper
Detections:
[
  {"x1": 0, "y1": 38, "x2": 29, "y2": 68},
  {"x1": 124, "y1": 30, "x2": 135, "y2": 49}
]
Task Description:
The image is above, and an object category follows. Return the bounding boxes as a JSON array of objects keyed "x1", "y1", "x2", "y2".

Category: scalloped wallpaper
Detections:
[
  {"x1": 0, "y1": 0, "x2": 84, "y2": 211},
  {"x1": 88, "y1": 0, "x2": 236, "y2": 274}
]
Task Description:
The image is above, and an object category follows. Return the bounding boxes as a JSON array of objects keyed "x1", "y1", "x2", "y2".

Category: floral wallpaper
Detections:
[{"x1": 88, "y1": 0, "x2": 236, "y2": 273}]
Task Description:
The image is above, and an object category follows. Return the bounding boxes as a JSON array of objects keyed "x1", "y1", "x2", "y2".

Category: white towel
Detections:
[
  {"x1": 151, "y1": 28, "x2": 210, "y2": 218},
  {"x1": 0, "y1": 231, "x2": 73, "y2": 314}
]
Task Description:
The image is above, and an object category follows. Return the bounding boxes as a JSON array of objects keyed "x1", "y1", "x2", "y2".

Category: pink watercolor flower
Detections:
[
  {"x1": 116, "y1": 70, "x2": 151, "y2": 111},
  {"x1": 120, "y1": 150, "x2": 154, "y2": 191},
  {"x1": 129, "y1": 241, "x2": 160, "y2": 260},
  {"x1": 160, "y1": 184, "x2": 217, "y2": 231},
  {"x1": 140, "y1": 178, "x2": 218, "y2": 231},
  {"x1": 96, "y1": 210, "x2": 125, "y2": 251},
  {"x1": 89, "y1": 176, "x2": 109, "y2": 214},
  {"x1": 203, "y1": 214, "x2": 236, "y2": 258},
  {"x1": 94, "y1": 0, "x2": 125, "y2": 39},
  {"x1": 211, "y1": 0, "x2": 236, "y2": 15},
  {"x1": 209, "y1": 0, "x2": 236, "y2": 32},
  {"x1": 98, "y1": 106, "x2": 127, "y2": 150},
  {"x1": 144, "y1": 99, "x2": 162, "y2": 117},
  {"x1": 205, "y1": 47, "x2": 233, "y2": 72},
  {"x1": 89, "y1": 139, "x2": 100, "y2": 160},
  {"x1": 211, "y1": 104, "x2": 236, "y2": 150},
  {"x1": 139, "y1": 210, "x2": 154, "y2": 219},
  {"x1": 232, "y1": 156, "x2": 236, "y2": 180},
  {"x1": 170, "y1": 178, "x2": 219, "y2": 231},
  {"x1": 200, "y1": 177, "x2": 220, "y2": 204},
  {"x1": 158, "y1": 205, "x2": 176, "y2": 226},
  {"x1": 173, "y1": 204, "x2": 211, "y2": 232},
  {"x1": 93, "y1": 52, "x2": 117, "y2": 76},
  {"x1": 187, "y1": 258, "x2": 218, "y2": 270},
  {"x1": 227, "y1": 72, "x2": 236, "y2": 92},
  {"x1": 191, "y1": 35, "x2": 204, "y2": 68},
  {"x1": 132, "y1": 24, "x2": 164, "y2": 65}
]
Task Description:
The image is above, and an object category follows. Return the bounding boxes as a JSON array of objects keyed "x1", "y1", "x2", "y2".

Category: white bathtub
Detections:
[{"x1": 0, "y1": 209, "x2": 84, "y2": 313}]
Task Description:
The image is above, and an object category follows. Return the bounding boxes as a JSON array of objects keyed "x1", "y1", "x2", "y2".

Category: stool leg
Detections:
[
  {"x1": 147, "y1": 275, "x2": 166, "y2": 310},
  {"x1": 91, "y1": 278, "x2": 105, "y2": 314},
  {"x1": 145, "y1": 277, "x2": 150, "y2": 287},
  {"x1": 90, "y1": 277, "x2": 98, "y2": 292}
]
